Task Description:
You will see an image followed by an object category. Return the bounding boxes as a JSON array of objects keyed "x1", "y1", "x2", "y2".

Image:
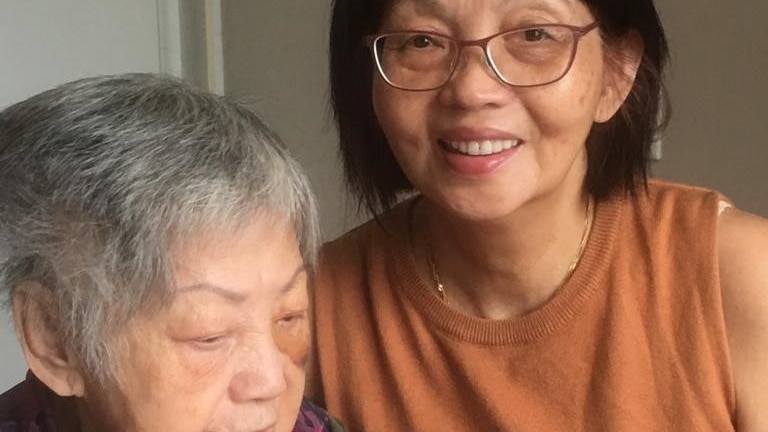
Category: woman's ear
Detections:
[
  {"x1": 12, "y1": 281, "x2": 85, "y2": 397},
  {"x1": 594, "y1": 30, "x2": 644, "y2": 123}
]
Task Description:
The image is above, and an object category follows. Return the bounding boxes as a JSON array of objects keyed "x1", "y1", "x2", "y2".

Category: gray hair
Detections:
[{"x1": 0, "y1": 73, "x2": 319, "y2": 382}]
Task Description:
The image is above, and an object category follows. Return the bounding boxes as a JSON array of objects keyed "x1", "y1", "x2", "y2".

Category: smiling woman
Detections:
[
  {"x1": 0, "y1": 74, "x2": 344, "y2": 431},
  {"x1": 309, "y1": 0, "x2": 768, "y2": 430}
]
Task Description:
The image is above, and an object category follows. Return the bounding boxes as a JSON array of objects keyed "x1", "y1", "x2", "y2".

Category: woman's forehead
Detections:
[{"x1": 386, "y1": 0, "x2": 588, "y2": 20}]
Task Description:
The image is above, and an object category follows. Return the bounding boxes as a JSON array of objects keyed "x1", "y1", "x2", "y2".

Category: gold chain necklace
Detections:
[{"x1": 427, "y1": 197, "x2": 595, "y2": 303}]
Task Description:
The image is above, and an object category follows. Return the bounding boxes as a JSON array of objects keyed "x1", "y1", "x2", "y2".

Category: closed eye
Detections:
[
  {"x1": 275, "y1": 311, "x2": 307, "y2": 330},
  {"x1": 188, "y1": 334, "x2": 230, "y2": 351}
]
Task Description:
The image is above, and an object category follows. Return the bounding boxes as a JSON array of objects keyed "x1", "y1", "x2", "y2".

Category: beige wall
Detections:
[
  {"x1": 653, "y1": 2, "x2": 768, "y2": 216},
  {"x1": 221, "y1": 1, "x2": 362, "y2": 240},
  {"x1": 222, "y1": 1, "x2": 768, "y2": 245}
]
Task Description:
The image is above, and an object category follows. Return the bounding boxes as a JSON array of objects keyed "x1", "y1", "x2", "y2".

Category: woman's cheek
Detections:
[
  {"x1": 175, "y1": 338, "x2": 236, "y2": 383},
  {"x1": 273, "y1": 319, "x2": 310, "y2": 369}
]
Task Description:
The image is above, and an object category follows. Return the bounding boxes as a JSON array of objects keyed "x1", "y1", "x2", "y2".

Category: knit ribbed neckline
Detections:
[{"x1": 386, "y1": 194, "x2": 623, "y2": 346}]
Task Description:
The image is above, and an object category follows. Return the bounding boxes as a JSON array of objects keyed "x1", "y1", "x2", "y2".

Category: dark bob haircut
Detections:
[{"x1": 329, "y1": 0, "x2": 670, "y2": 215}]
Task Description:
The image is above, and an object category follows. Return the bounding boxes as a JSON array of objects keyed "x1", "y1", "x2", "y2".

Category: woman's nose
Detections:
[
  {"x1": 229, "y1": 337, "x2": 288, "y2": 402},
  {"x1": 438, "y1": 46, "x2": 511, "y2": 109}
]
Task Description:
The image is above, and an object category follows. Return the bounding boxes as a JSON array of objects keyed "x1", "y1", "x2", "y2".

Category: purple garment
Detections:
[
  {"x1": 0, "y1": 372, "x2": 342, "y2": 432},
  {"x1": 294, "y1": 398, "x2": 345, "y2": 432},
  {"x1": 0, "y1": 372, "x2": 56, "y2": 432}
]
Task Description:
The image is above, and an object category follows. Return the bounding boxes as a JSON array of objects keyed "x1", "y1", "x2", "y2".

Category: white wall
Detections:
[
  {"x1": 0, "y1": 0, "x2": 202, "y2": 392},
  {"x1": 0, "y1": 1, "x2": 162, "y2": 108}
]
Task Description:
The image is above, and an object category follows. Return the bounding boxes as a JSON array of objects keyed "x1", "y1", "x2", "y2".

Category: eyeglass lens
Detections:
[{"x1": 374, "y1": 25, "x2": 580, "y2": 91}]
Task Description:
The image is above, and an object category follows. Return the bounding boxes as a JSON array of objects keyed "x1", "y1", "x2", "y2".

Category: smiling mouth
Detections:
[{"x1": 441, "y1": 139, "x2": 521, "y2": 156}]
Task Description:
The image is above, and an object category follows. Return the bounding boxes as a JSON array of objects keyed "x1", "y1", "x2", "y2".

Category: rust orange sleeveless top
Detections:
[{"x1": 312, "y1": 180, "x2": 735, "y2": 431}]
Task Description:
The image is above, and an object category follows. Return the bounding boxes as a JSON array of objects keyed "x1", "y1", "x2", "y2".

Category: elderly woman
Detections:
[
  {"x1": 0, "y1": 74, "x2": 343, "y2": 431},
  {"x1": 309, "y1": 0, "x2": 768, "y2": 430}
]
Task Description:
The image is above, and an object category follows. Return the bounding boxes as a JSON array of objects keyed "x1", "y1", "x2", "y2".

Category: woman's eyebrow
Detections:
[
  {"x1": 385, "y1": 0, "x2": 448, "y2": 22},
  {"x1": 176, "y1": 282, "x2": 248, "y2": 303},
  {"x1": 175, "y1": 265, "x2": 307, "y2": 302},
  {"x1": 279, "y1": 265, "x2": 309, "y2": 295},
  {"x1": 402, "y1": 0, "x2": 574, "y2": 23},
  {"x1": 414, "y1": 0, "x2": 447, "y2": 13}
]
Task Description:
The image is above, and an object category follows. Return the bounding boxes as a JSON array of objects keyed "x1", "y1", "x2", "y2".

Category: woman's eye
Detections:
[
  {"x1": 189, "y1": 334, "x2": 229, "y2": 351},
  {"x1": 405, "y1": 34, "x2": 443, "y2": 49},
  {"x1": 522, "y1": 28, "x2": 548, "y2": 42},
  {"x1": 276, "y1": 311, "x2": 307, "y2": 330},
  {"x1": 410, "y1": 35, "x2": 433, "y2": 48}
]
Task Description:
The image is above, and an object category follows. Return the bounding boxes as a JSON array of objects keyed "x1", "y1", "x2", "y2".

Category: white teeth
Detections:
[{"x1": 446, "y1": 139, "x2": 519, "y2": 155}]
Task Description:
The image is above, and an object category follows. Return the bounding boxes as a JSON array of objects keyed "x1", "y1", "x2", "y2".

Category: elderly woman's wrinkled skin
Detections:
[{"x1": 20, "y1": 217, "x2": 309, "y2": 432}]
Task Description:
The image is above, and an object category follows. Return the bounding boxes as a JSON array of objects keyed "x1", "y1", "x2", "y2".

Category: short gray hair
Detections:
[{"x1": 0, "y1": 73, "x2": 319, "y2": 381}]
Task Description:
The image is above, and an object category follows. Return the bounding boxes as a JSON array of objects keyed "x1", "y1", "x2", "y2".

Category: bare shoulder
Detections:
[
  {"x1": 718, "y1": 207, "x2": 768, "y2": 431},
  {"x1": 719, "y1": 208, "x2": 768, "y2": 314},
  {"x1": 719, "y1": 207, "x2": 768, "y2": 294}
]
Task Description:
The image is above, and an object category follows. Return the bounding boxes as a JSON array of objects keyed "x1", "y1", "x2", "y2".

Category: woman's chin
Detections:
[{"x1": 425, "y1": 184, "x2": 539, "y2": 223}]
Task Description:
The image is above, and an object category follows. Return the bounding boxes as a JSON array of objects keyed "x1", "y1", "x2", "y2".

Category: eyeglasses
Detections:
[{"x1": 365, "y1": 22, "x2": 599, "y2": 91}]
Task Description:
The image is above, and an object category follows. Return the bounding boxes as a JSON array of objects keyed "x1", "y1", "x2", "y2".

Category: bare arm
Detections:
[{"x1": 719, "y1": 207, "x2": 768, "y2": 431}]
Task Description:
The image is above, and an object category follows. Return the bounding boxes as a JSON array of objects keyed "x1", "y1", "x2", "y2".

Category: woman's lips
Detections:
[{"x1": 438, "y1": 138, "x2": 522, "y2": 176}]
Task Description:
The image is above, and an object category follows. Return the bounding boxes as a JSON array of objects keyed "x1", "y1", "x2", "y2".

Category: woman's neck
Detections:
[{"x1": 414, "y1": 189, "x2": 593, "y2": 319}]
